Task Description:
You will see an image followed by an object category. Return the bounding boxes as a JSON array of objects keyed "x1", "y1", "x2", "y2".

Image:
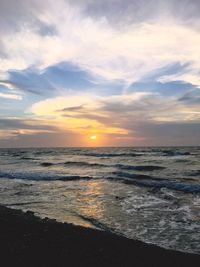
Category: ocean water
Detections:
[{"x1": 0, "y1": 147, "x2": 199, "y2": 254}]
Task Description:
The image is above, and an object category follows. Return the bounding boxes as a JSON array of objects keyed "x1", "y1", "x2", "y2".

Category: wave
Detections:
[
  {"x1": 188, "y1": 170, "x2": 200, "y2": 177},
  {"x1": 1, "y1": 169, "x2": 199, "y2": 194},
  {"x1": 33, "y1": 150, "x2": 57, "y2": 155},
  {"x1": 83, "y1": 152, "x2": 141, "y2": 157},
  {"x1": 112, "y1": 171, "x2": 157, "y2": 180},
  {"x1": 129, "y1": 180, "x2": 200, "y2": 194},
  {"x1": 5, "y1": 201, "x2": 43, "y2": 206},
  {"x1": 40, "y1": 161, "x2": 164, "y2": 171},
  {"x1": 0, "y1": 171, "x2": 93, "y2": 181},
  {"x1": 162, "y1": 150, "x2": 191, "y2": 156},
  {"x1": 40, "y1": 162, "x2": 55, "y2": 167},
  {"x1": 116, "y1": 164, "x2": 165, "y2": 171},
  {"x1": 39, "y1": 161, "x2": 108, "y2": 168},
  {"x1": 111, "y1": 173, "x2": 200, "y2": 194},
  {"x1": 76, "y1": 214, "x2": 119, "y2": 234},
  {"x1": 10, "y1": 153, "x2": 25, "y2": 157},
  {"x1": 21, "y1": 156, "x2": 37, "y2": 160},
  {"x1": 64, "y1": 161, "x2": 106, "y2": 168}
]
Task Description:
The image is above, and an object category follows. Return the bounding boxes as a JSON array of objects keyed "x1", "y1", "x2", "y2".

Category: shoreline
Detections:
[{"x1": 0, "y1": 205, "x2": 199, "y2": 267}]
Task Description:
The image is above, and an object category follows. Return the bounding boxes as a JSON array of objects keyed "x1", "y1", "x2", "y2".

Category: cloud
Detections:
[
  {"x1": 178, "y1": 89, "x2": 200, "y2": 105},
  {"x1": 0, "y1": 61, "x2": 123, "y2": 99},
  {"x1": 0, "y1": 92, "x2": 22, "y2": 100},
  {"x1": 30, "y1": 94, "x2": 128, "y2": 135},
  {"x1": 57, "y1": 105, "x2": 85, "y2": 112},
  {"x1": 0, "y1": 0, "x2": 200, "y2": 146},
  {"x1": 29, "y1": 88, "x2": 200, "y2": 142},
  {"x1": 1, "y1": 0, "x2": 200, "y2": 85},
  {"x1": 126, "y1": 121, "x2": 200, "y2": 146},
  {"x1": 72, "y1": 0, "x2": 200, "y2": 30},
  {"x1": 6, "y1": 68, "x2": 56, "y2": 95},
  {"x1": 0, "y1": 117, "x2": 60, "y2": 144},
  {"x1": 0, "y1": 130, "x2": 82, "y2": 148}
]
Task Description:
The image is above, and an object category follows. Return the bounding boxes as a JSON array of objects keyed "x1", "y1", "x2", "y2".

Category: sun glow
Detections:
[{"x1": 90, "y1": 135, "x2": 97, "y2": 140}]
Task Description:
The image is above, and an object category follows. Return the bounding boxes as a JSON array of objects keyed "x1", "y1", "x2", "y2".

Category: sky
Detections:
[{"x1": 0, "y1": 0, "x2": 200, "y2": 147}]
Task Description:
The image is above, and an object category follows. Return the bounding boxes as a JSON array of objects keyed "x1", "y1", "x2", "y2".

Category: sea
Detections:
[{"x1": 0, "y1": 147, "x2": 199, "y2": 254}]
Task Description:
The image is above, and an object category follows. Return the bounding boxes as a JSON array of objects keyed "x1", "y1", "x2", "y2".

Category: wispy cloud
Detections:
[
  {"x1": 0, "y1": 0, "x2": 200, "y2": 146},
  {"x1": 1, "y1": 0, "x2": 200, "y2": 84},
  {"x1": 0, "y1": 92, "x2": 22, "y2": 100}
]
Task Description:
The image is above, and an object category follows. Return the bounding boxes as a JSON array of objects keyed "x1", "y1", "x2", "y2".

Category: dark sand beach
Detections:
[{"x1": 0, "y1": 205, "x2": 199, "y2": 267}]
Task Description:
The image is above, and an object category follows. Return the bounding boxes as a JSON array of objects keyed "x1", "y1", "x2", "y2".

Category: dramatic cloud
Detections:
[
  {"x1": 28, "y1": 89, "x2": 200, "y2": 146},
  {"x1": 0, "y1": 0, "x2": 200, "y2": 146}
]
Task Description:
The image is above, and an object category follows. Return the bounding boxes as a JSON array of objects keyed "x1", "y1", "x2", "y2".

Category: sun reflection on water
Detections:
[{"x1": 76, "y1": 180, "x2": 105, "y2": 218}]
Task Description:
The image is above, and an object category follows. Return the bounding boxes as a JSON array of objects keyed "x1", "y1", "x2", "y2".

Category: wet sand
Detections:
[{"x1": 0, "y1": 205, "x2": 199, "y2": 267}]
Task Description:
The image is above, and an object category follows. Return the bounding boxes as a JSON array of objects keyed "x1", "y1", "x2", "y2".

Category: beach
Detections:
[
  {"x1": 0, "y1": 205, "x2": 199, "y2": 267},
  {"x1": 1, "y1": 0, "x2": 200, "y2": 265}
]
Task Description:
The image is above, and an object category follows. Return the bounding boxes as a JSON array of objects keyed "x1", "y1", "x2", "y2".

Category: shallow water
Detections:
[{"x1": 0, "y1": 147, "x2": 199, "y2": 254}]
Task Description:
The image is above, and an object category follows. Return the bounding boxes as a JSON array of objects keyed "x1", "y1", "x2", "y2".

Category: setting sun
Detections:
[{"x1": 90, "y1": 135, "x2": 97, "y2": 140}]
